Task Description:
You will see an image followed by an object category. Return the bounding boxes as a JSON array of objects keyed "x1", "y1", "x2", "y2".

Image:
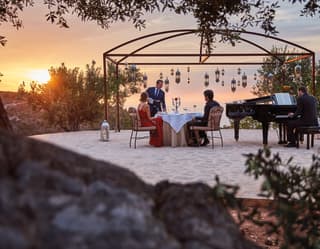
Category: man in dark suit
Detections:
[
  {"x1": 285, "y1": 86, "x2": 319, "y2": 147},
  {"x1": 146, "y1": 79, "x2": 166, "y2": 117},
  {"x1": 187, "y1": 89, "x2": 220, "y2": 146}
]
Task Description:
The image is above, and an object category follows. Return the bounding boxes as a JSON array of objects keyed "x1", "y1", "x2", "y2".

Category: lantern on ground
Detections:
[
  {"x1": 175, "y1": 69, "x2": 181, "y2": 84},
  {"x1": 100, "y1": 120, "x2": 110, "y2": 141},
  {"x1": 204, "y1": 72, "x2": 209, "y2": 87},
  {"x1": 231, "y1": 78, "x2": 236, "y2": 92},
  {"x1": 164, "y1": 77, "x2": 169, "y2": 92},
  {"x1": 215, "y1": 68, "x2": 220, "y2": 83},
  {"x1": 242, "y1": 73, "x2": 247, "y2": 88}
]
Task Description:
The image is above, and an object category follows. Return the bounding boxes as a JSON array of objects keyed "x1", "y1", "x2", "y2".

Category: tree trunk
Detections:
[{"x1": 0, "y1": 96, "x2": 13, "y2": 132}]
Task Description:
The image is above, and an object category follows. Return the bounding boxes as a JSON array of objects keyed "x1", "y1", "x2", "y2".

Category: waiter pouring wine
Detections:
[{"x1": 146, "y1": 79, "x2": 166, "y2": 117}]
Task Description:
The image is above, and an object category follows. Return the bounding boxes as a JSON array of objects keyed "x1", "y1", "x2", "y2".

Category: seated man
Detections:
[
  {"x1": 187, "y1": 89, "x2": 220, "y2": 146},
  {"x1": 285, "y1": 86, "x2": 319, "y2": 147}
]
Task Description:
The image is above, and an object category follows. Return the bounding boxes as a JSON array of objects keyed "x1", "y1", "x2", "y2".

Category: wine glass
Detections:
[
  {"x1": 193, "y1": 104, "x2": 197, "y2": 112},
  {"x1": 183, "y1": 107, "x2": 189, "y2": 113}
]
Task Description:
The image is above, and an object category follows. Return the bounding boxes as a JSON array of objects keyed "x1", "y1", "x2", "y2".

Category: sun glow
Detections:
[{"x1": 28, "y1": 69, "x2": 50, "y2": 83}]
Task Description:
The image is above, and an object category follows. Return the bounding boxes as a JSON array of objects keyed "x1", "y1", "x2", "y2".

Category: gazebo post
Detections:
[
  {"x1": 103, "y1": 55, "x2": 108, "y2": 121},
  {"x1": 116, "y1": 64, "x2": 120, "y2": 132}
]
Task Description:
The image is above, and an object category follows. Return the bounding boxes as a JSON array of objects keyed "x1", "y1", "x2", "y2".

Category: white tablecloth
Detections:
[
  {"x1": 158, "y1": 112, "x2": 201, "y2": 133},
  {"x1": 157, "y1": 112, "x2": 201, "y2": 147}
]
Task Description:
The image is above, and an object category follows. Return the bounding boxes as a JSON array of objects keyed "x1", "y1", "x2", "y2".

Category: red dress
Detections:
[{"x1": 138, "y1": 109, "x2": 163, "y2": 147}]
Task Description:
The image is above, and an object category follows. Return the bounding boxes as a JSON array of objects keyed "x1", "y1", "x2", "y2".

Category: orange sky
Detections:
[{"x1": 1, "y1": 2, "x2": 320, "y2": 110}]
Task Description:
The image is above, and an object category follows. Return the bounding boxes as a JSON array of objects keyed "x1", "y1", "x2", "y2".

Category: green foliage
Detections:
[
  {"x1": 27, "y1": 61, "x2": 104, "y2": 131},
  {"x1": 252, "y1": 46, "x2": 312, "y2": 97},
  {"x1": 2, "y1": 1, "x2": 320, "y2": 50},
  {"x1": 243, "y1": 148, "x2": 320, "y2": 249},
  {"x1": 229, "y1": 116, "x2": 262, "y2": 129}
]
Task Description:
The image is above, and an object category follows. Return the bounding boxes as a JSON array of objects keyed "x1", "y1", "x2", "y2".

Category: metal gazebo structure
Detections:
[{"x1": 103, "y1": 29, "x2": 315, "y2": 131}]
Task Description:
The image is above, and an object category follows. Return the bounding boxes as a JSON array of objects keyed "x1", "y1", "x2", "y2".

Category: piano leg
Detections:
[
  {"x1": 278, "y1": 123, "x2": 287, "y2": 144},
  {"x1": 262, "y1": 122, "x2": 269, "y2": 145},
  {"x1": 233, "y1": 119, "x2": 240, "y2": 141}
]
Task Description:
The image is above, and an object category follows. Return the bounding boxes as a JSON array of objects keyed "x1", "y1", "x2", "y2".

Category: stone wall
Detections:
[{"x1": 0, "y1": 130, "x2": 261, "y2": 249}]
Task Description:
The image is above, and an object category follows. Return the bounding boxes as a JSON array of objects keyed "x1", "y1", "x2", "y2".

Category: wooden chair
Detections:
[
  {"x1": 128, "y1": 107, "x2": 157, "y2": 148},
  {"x1": 190, "y1": 106, "x2": 224, "y2": 149}
]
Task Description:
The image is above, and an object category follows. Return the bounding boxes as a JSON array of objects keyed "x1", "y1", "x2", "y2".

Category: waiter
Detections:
[{"x1": 146, "y1": 79, "x2": 166, "y2": 117}]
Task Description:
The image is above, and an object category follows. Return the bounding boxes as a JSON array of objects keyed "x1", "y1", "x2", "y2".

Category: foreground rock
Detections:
[{"x1": 0, "y1": 130, "x2": 261, "y2": 249}]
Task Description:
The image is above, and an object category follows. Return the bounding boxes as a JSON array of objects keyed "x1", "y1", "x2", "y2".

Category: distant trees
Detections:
[
  {"x1": 19, "y1": 61, "x2": 144, "y2": 131},
  {"x1": 252, "y1": 46, "x2": 315, "y2": 97}
]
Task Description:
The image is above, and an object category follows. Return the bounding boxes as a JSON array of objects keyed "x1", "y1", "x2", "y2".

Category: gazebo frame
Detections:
[{"x1": 103, "y1": 29, "x2": 315, "y2": 131}]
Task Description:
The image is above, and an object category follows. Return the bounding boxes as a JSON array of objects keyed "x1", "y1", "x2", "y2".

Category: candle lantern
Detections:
[
  {"x1": 172, "y1": 97, "x2": 181, "y2": 113},
  {"x1": 159, "y1": 72, "x2": 163, "y2": 80},
  {"x1": 231, "y1": 78, "x2": 236, "y2": 92},
  {"x1": 253, "y1": 73, "x2": 257, "y2": 81},
  {"x1": 294, "y1": 64, "x2": 302, "y2": 78},
  {"x1": 221, "y1": 80, "x2": 224, "y2": 86},
  {"x1": 129, "y1": 64, "x2": 136, "y2": 82},
  {"x1": 175, "y1": 69, "x2": 181, "y2": 84},
  {"x1": 187, "y1": 66, "x2": 190, "y2": 73},
  {"x1": 221, "y1": 68, "x2": 225, "y2": 76},
  {"x1": 187, "y1": 77, "x2": 190, "y2": 84},
  {"x1": 164, "y1": 76, "x2": 169, "y2": 92},
  {"x1": 204, "y1": 72, "x2": 209, "y2": 87},
  {"x1": 237, "y1": 80, "x2": 240, "y2": 86},
  {"x1": 142, "y1": 73, "x2": 148, "y2": 88},
  {"x1": 242, "y1": 73, "x2": 247, "y2": 88},
  {"x1": 215, "y1": 68, "x2": 220, "y2": 83},
  {"x1": 100, "y1": 120, "x2": 110, "y2": 141},
  {"x1": 237, "y1": 67, "x2": 241, "y2": 75},
  {"x1": 170, "y1": 68, "x2": 174, "y2": 76}
]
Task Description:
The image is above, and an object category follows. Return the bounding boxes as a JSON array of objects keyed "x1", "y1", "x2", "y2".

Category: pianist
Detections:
[{"x1": 285, "y1": 86, "x2": 319, "y2": 147}]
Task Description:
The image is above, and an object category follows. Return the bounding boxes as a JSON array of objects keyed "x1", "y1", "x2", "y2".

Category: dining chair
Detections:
[
  {"x1": 190, "y1": 106, "x2": 224, "y2": 149},
  {"x1": 128, "y1": 107, "x2": 157, "y2": 148}
]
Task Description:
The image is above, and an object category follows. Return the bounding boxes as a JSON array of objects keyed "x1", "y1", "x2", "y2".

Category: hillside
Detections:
[{"x1": 0, "y1": 91, "x2": 62, "y2": 136}]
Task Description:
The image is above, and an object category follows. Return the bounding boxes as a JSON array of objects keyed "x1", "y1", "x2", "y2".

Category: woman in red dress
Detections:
[{"x1": 137, "y1": 92, "x2": 163, "y2": 147}]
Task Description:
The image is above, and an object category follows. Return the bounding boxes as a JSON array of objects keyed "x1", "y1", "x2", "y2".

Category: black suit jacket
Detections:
[
  {"x1": 146, "y1": 87, "x2": 166, "y2": 117},
  {"x1": 196, "y1": 100, "x2": 220, "y2": 124},
  {"x1": 293, "y1": 93, "x2": 318, "y2": 125}
]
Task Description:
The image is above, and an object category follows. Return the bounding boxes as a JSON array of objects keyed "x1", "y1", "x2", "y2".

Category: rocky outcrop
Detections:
[
  {"x1": 0, "y1": 96, "x2": 13, "y2": 132},
  {"x1": 0, "y1": 130, "x2": 261, "y2": 249}
]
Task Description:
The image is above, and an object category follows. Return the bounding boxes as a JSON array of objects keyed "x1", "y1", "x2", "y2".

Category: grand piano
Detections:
[{"x1": 226, "y1": 93, "x2": 297, "y2": 145}]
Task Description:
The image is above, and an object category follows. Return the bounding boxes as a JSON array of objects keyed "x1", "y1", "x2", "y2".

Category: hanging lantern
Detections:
[
  {"x1": 221, "y1": 68, "x2": 225, "y2": 76},
  {"x1": 128, "y1": 64, "x2": 136, "y2": 82},
  {"x1": 237, "y1": 80, "x2": 240, "y2": 86},
  {"x1": 215, "y1": 68, "x2": 220, "y2": 83},
  {"x1": 253, "y1": 73, "x2": 257, "y2": 81},
  {"x1": 175, "y1": 69, "x2": 181, "y2": 84},
  {"x1": 231, "y1": 78, "x2": 236, "y2": 92},
  {"x1": 164, "y1": 77, "x2": 170, "y2": 92},
  {"x1": 159, "y1": 72, "x2": 163, "y2": 80},
  {"x1": 221, "y1": 80, "x2": 224, "y2": 86},
  {"x1": 242, "y1": 73, "x2": 247, "y2": 88},
  {"x1": 237, "y1": 67, "x2": 241, "y2": 75},
  {"x1": 142, "y1": 73, "x2": 148, "y2": 88},
  {"x1": 170, "y1": 68, "x2": 174, "y2": 76},
  {"x1": 187, "y1": 77, "x2": 190, "y2": 84},
  {"x1": 187, "y1": 66, "x2": 190, "y2": 73},
  {"x1": 294, "y1": 64, "x2": 302, "y2": 78},
  {"x1": 204, "y1": 72, "x2": 209, "y2": 87},
  {"x1": 125, "y1": 62, "x2": 129, "y2": 71},
  {"x1": 268, "y1": 73, "x2": 273, "y2": 84}
]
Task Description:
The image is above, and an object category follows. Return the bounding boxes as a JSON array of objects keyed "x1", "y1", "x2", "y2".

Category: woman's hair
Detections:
[{"x1": 140, "y1": 92, "x2": 148, "y2": 102}]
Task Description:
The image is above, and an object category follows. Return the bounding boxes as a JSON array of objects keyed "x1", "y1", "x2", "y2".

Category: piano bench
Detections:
[{"x1": 295, "y1": 126, "x2": 320, "y2": 149}]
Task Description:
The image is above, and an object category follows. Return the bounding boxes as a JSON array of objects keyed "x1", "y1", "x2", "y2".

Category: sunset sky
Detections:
[{"x1": 1, "y1": 1, "x2": 320, "y2": 111}]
